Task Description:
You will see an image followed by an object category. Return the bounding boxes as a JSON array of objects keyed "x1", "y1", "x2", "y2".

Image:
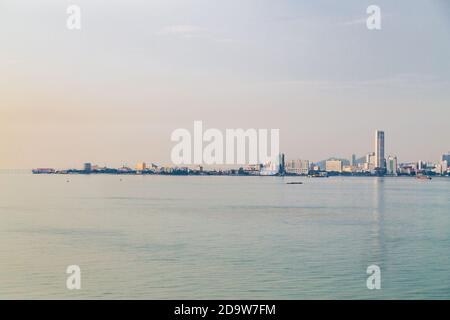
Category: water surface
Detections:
[{"x1": 0, "y1": 174, "x2": 449, "y2": 299}]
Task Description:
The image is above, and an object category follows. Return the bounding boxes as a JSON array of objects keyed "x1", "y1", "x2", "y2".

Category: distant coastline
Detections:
[{"x1": 31, "y1": 166, "x2": 448, "y2": 178}]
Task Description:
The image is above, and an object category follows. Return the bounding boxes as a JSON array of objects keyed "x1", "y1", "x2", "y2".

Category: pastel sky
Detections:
[{"x1": 1, "y1": 0, "x2": 449, "y2": 169}]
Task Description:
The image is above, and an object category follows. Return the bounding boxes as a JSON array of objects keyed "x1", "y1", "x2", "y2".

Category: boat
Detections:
[
  {"x1": 287, "y1": 182, "x2": 303, "y2": 185},
  {"x1": 308, "y1": 172, "x2": 328, "y2": 178},
  {"x1": 417, "y1": 175, "x2": 432, "y2": 180},
  {"x1": 32, "y1": 168, "x2": 55, "y2": 174}
]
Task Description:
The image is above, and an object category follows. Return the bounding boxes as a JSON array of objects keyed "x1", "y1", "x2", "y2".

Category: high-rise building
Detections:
[
  {"x1": 375, "y1": 130, "x2": 385, "y2": 170},
  {"x1": 441, "y1": 160, "x2": 448, "y2": 174},
  {"x1": 325, "y1": 160, "x2": 343, "y2": 173},
  {"x1": 418, "y1": 161, "x2": 426, "y2": 171},
  {"x1": 364, "y1": 152, "x2": 375, "y2": 171},
  {"x1": 279, "y1": 153, "x2": 285, "y2": 174},
  {"x1": 387, "y1": 155, "x2": 398, "y2": 176},
  {"x1": 435, "y1": 160, "x2": 448, "y2": 175},
  {"x1": 442, "y1": 153, "x2": 450, "y2": 163},
  {"x1": 350, "y1": 154, "x2": 356, "y2": 167},
  {"x1": 84, "y1": 163, "x2": 92, "y2": 173}
]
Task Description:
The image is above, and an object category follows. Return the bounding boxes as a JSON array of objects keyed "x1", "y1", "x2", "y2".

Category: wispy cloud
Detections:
[
  {"x1": 155, "y1": 24, "x2": 234, "y2": 44},
  {"x1": 341, "y1": 13, "x2": 392, "y2": 27},
  {"x1": 341, "y1": 17, "x2": 367, "y2": 26},
  {"x1": 268, "y1": 74, "x2": 450, "y2": 89},
  {"x1": 155, "y1": 25, "x2": 204, "y2": 38}
]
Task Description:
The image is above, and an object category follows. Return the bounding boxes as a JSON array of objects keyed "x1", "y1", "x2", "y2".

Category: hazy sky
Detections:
[{"x1": 1, "y1": 0, "x2": 449, "y2": 169}]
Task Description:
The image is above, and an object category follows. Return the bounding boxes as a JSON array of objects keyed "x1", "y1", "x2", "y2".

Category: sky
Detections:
[{"x1": 1, "y1": 0, "x2": 449, "y2": 169}]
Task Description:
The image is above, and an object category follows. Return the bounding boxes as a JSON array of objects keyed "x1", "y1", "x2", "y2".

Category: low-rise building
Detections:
[
  {"x1": 325, "y1": 160, "x2": 343, "y2": 173},
  {"x1": 285, "y1": 159, "x2": 310, "y2": 175},
  {"x1": 136, "y1": 162, "x2": 147, "y2": 172}
]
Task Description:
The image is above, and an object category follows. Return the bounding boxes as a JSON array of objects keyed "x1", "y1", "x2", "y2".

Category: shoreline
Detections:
[{"x1": 28, "y1": 172, "x2": 449, "y2": 178}]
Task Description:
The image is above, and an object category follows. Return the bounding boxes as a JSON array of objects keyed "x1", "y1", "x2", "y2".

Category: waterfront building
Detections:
[
  {"x1": 387, "y1": 155, "x2": 398, "y2": 176},
  {"x1": 342, "y1": 165, "x2": 354, "y2": 173},
  {"x1": 442, "y1": 160, "x2": 448, "y2": 173},
  {"x1": 417, "y1": 161, "x2": 430, "y2": 171},
  {"x1": 325, "y1": 160, "x2": 343, "y2": 173},
  {"x1": 350, "y1": 154, "x2": 356, "y2": 167},
  {"x1": 279, "y1": 153, "x2": 286, "y2": 174},
  {"x1": 118, "y1": 166, "x2": 133, "y2": 173},
  {"x1": 243, "y1": 164, "x2": 261, "y2": 175},
  {"x1": 434, "y1": 161, "x2": 448, "y2": 175},
  {"x1": 285, "y1": 159, "x2": 310, "y2": 175},
  {"x1": 375, "y1": 130, "x2": 385, "y2": 171},
  {"x1": 84, "y1": 163, "x2": 92, "y2": 173},
  {"x1": 136, "y1": 162, "x2": 147, "y2": 172},
  {"x1": 260, "y1": 153, "x2": 285, "y2": 176},
  {"x1": 364, "y1": 152, "x2": 375, "y2": 171},
  {"x1": 399, "y1": 163, "x2": 416, "y2": 175},
  {"x1": 442, "y1": 153, "x2": 450, "y2": 163},
  {"x1": 259, "y1": 162, "x2": 279, "y2": 175}
]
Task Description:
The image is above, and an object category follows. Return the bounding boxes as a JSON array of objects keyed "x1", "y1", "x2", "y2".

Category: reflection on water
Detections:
[
  {"x1": 0, "y1": 174, "x2": 449, "y2": 299},
  {"x1": 370, "y1": 178, "x2": 385, "y2": 270}
]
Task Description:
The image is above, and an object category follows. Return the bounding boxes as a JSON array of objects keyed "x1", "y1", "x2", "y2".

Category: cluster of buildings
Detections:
[
  {"x1": 33, "y1": 162, "x2": 266, "y2": 176},
  {"x1": 283, "y1": 130, "x2": 449, "y2": 177},
  {"x1": 32, "y1": 130, "x2": 449, "y2": 177}
]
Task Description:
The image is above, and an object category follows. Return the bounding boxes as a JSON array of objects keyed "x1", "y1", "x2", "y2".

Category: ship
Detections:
[
  {"x1": 32, "y1": 168, "x2": 55, "y2": 174},
  {"x1": 308, "y1": 172, "x2": 329, "y2": 178}
]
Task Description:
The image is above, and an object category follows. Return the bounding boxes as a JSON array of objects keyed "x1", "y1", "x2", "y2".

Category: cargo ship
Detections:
[{"x1": 32, "y1": 168, "x2": 55, "y2": 174}]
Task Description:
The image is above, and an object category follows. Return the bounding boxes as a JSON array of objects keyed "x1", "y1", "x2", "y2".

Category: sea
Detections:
[{"x1": 0, "y1": 173, "x2": 449, "y2": 299}]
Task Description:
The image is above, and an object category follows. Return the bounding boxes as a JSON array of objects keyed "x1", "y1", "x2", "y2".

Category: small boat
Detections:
[
  {"x1": 417, "y1": 175, "x2": 432, "y2": 180},
  {"x1": 287, "y1": 182, "x2": 303, "y2": 185},
  {"x1": 308, "y1": 172, "x2": 328, "y2": 178}
]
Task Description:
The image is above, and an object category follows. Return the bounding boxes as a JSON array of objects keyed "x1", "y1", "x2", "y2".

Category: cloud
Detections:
[
  {"x1": 268, "y1": 74, "x2": 450, "y2": 89},
  {"x1": 342, "y1": 18, "x2": 367, "y2": 26},
  {"x1": 155, "y1": 25, "x2": 204, "y2": 38},
  {"x1": 155, "y1": 24, "x2": 234, "y2": 44},
  {"x1": 341, "y1": 13, "x2": 392, "y2": 27}
]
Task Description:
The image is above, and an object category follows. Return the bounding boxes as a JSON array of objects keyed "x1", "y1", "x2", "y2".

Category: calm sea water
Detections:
[{"x1": 0, "y1": 174, "x2": 449, "y2": 299}]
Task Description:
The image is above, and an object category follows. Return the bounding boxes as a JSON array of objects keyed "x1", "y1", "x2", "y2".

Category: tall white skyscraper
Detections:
[{"x1": 375, "y1": 130, "x2": 385, "y2": 170}]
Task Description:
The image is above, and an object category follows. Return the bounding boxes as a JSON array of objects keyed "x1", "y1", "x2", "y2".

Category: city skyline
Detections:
[
  {"x1": 1, "y1": 0, "x2": 450, "y2": 169},
  {"x1": 3, "y1": 125, "x2": 449, "y2": 170},
  {"x1": 26, "y1": 127, "x2": 450, "y2": 170},
  {"x1": 31, "y1": 129, "x2": 450, "y2": 178}
]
